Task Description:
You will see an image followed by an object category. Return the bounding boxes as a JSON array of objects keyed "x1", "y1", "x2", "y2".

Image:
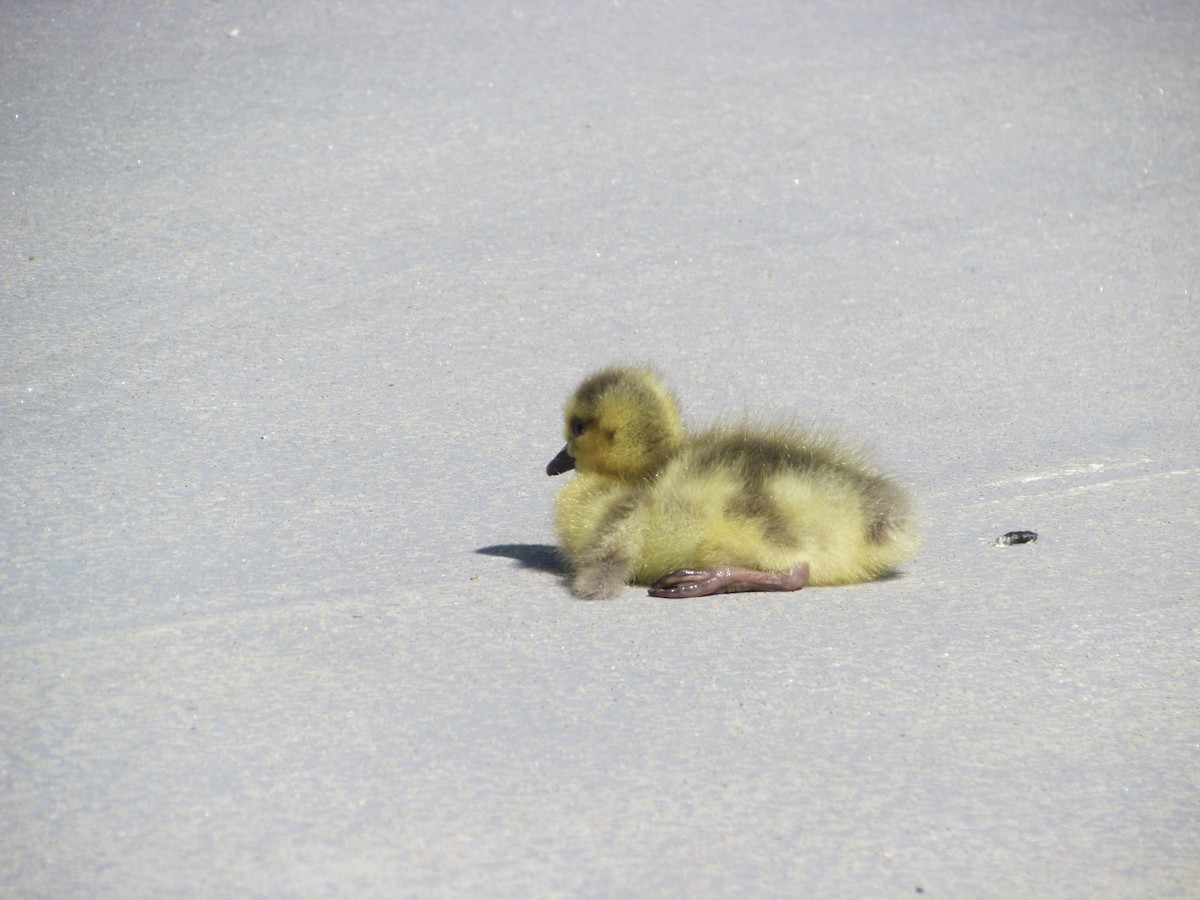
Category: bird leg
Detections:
[{"x1": 648, "y1": 562, "x2": 810, "y2": 598}]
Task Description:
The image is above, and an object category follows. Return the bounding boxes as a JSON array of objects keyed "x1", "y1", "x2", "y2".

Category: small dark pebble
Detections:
[{"x1": 996, "y1": 530, "x2": 1038, "y2": 546}]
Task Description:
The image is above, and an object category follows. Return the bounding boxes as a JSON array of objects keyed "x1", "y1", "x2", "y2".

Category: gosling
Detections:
[{"x1": 546, "y1": 365, "x2": 918, "y2": 599}]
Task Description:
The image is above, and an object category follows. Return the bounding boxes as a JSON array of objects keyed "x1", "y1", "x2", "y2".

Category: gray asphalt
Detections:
[{"x1": 3, "y1": 2, "x2": 1198, "y2": 896}]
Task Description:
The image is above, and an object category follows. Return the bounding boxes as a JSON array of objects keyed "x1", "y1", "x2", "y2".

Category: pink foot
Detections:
[{"x1": 648, "y1": 562, "x2": 810, "y2": 598}]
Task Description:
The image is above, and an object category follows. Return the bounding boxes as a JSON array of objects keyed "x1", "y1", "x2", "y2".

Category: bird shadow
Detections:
[{"x1": 476, "y1": 543, "x2": 568, "y2": 575}]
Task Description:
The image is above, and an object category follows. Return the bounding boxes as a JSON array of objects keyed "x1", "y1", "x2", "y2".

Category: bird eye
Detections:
[{"x1": 570, "y1": 418, "x2": 587, "y2": 437}]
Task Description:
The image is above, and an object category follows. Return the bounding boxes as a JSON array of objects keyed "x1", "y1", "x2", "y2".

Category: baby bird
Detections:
[{"x1": 546, "y1": 366, "x2": 918, "y2": 600}]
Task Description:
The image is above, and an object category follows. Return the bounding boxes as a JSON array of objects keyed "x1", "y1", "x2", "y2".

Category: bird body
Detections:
[{"x1": 547, "y1": 366, "x2": 918, "y2": 600}]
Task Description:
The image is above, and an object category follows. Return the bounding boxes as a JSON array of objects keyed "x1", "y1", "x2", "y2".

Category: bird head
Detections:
[{"x1": 547, "y1": 366, "x2": 683, "y2": 480}]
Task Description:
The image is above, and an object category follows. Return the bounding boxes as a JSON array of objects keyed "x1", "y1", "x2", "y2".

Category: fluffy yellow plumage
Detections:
[{"x1": 546, "y1": 365, "x2": 919, "y2": 600}]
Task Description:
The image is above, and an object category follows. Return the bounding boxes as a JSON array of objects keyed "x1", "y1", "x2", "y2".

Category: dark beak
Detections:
[{"x1": 546, "y1": 445, "x2": 576, "y2": 476}]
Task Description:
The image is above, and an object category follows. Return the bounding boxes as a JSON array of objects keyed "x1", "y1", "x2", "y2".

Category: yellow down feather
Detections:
[{"x1": 549, "y1": 366, "x2": 919, "y2": 600}]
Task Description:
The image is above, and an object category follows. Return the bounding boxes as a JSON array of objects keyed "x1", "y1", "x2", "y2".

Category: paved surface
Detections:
[{"x1": 3, "y1": 2, "x2": 1198, "y2": 896}]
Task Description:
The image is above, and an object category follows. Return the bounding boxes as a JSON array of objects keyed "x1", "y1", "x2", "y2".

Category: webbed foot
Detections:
[{"x1": 648, "y1": 562, "x2": 810, "y2": 598}]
